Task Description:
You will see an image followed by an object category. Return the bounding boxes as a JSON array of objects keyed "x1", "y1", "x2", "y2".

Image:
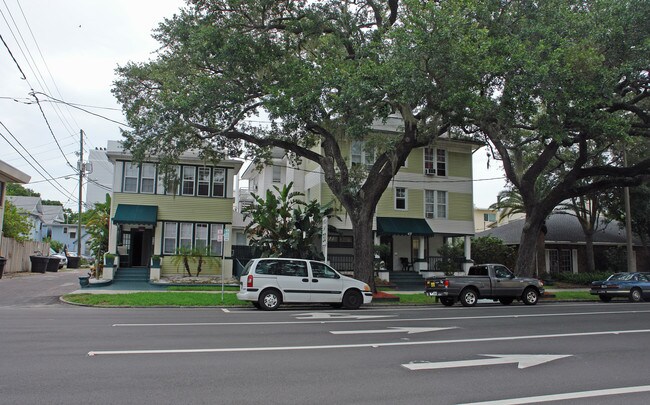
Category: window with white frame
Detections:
[
  {"x1": 179, "y1": 223, "x2": 193, "y2": 250},
  {"x1": 195, "y1": 223, "x2": 209, "y2": 252},
  {"x1": 425, "y1": 190, "x2": 447, "y2": 218},
  {"x1": 210, "y1": 224, "x2": 224, "y2": 256},
  {"x1": 395, "y1": 187, "x2": 407, "y2": 210},
  {"x1": 272, "y1": 165, "x2": 281, "y2": 183},
  {"x1": 212, "y1": 168, "x2": 225, "y2": 197},
  {"x1": 123, "y1": 163, "x2": 139, "y2": 192},
  {"x1": 159, "y1": 165, "x2": 180, "y2": 195},
  {"x1": 182, "y1": 166, "x2": 196, "y2": 196},
  {"x1": 197, "y1": 167, "x2": 210, "y2": 197},
  {"x1": 140, "y1": 163, "x2": 156, "y2": 194},
  {"x1": 424, "y1": 148, "x2": 447, "y2": 176},
  {"x1": 351, "y1": 141, "x2": 375, "y2": 168},
  {"x1": 163, "y1": 222, "x2": 178, "y2": 254}
]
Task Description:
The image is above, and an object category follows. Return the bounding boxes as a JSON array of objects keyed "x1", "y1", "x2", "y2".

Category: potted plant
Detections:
[
  {"x1": 151, "y1": 255, "x2": 161, "y2": 268},
  {"x1": 104, "y1": 253, "x2": 116, "y2": 267}
]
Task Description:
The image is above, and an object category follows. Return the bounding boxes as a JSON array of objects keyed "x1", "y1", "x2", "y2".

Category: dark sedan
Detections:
[{"x1": 590, "y1": 272, "x2": 650, "y2": 302}]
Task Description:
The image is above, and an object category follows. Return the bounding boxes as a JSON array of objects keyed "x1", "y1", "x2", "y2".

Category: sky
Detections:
[{"x1": 0, "y1": 0, "x2": 507, "y2": 211}]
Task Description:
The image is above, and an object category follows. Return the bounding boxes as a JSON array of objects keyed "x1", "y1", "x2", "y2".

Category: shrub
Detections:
[{"x1": 553, "y1": 272, "x2": 612, "y2": 285}]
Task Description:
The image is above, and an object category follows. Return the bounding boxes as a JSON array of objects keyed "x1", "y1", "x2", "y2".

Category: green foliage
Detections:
[
  {"x1": 85, "y1": 195, "x2": 110, "y2": 262},
  {"x1": 44, "y1": 237, "x2": 65, "y2": 253},
  {"x1": 470, "y1": 236, "x2": 516, "y2": 269},
  {"x1": 242, "y1": 182, "x2": 335, "y2": 259},
  {"x1": 436, "y1": 242, "x2": 465, "y2": 276},
  {"x1": 2, "y1": 201, "x2": 33, "y2": 242},
  {"x1": 5, "y1": 183, "x2": 39, "y2": 197},
  {"x1": 551, "y1": 272, "x2": 613, "y2": 286},
  {"x1": 601, "y1": 247, "x2": 628, "y2": 273}
]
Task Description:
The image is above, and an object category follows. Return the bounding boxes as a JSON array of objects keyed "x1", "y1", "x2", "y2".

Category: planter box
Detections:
[
  {"x1": 78, "y1": 276, "x2": 90, "y2": 287},
  {"x1": 46, "y1": 257, "x2": 60, "y2": 272},
  {"x1": 30, "y1": 255, "x2": 49, "y2": 273},
  {"x1": 67, "y1": 256, "x2": 81, "y2": 269}
]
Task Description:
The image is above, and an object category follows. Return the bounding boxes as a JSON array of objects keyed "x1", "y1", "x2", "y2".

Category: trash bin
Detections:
[
  {"x1": 46, "y1": 257, "x2": 60, "y2": 272},
  {"x1": 0, "y1": 256, "x2": 6, "y2": 279},
  {"x1": 67, "y1": 256, "x2": 81, "y2": 269},
  {"x1": 30, "y1": 255, "x2": 49, "y2": 273}
]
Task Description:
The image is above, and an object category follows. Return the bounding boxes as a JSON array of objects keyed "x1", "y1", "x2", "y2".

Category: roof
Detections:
[
  {"x1": 41, "y1": 205, "x2": 65, "y2": 224},
  {"x1": 376, "y1": 217, "x2": 435, "y2": 236},
  {"x1": 6, "y1": 196, "x2": 42, "y2": 216},
  {"x1": 0, "y1": 160, "x2": 31, "y2": 184},
  {"x1": 476, "y1": 213, "x2": 642, "y2": 246}
]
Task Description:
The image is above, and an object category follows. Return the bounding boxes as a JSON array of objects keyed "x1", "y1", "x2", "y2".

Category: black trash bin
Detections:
[
  {"x1": 0, "y1": 256, "x2": 7, "y2": 279},
  {"x1": 45, "y1": 257, "x2": 60, "y2": 272},
  {"x1": 67, "y1": 256, "x2": 81, "y2": 269},
  {"x1": 30, "y1": 255, "x2": 49, "y2": 273}
]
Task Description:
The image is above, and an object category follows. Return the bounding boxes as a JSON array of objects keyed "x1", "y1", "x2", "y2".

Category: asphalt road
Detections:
[{"x1": 1, "y1": 271, "x2": 650, "y2": 404}]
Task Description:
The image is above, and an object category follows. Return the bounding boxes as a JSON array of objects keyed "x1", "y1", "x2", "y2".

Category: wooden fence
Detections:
[{"x1": 0, "y1": 237, "x2": 50, "y2": 274}]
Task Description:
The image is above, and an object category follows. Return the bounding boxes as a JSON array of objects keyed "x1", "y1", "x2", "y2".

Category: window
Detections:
[
  {"x1": 310, "y1": 262, "x2": 339, "y2": 279},
  {"x1": 195, "y1": 223, "x2": 208, "y2": 252},
  {"x1": 351, "y1": 141, "x2": 375, "y2": 168},
  {"x1": 163, "y1": 222, "x2": 177, "y2": 254},
  {"x1": 395, "y1": 187, "x2": 407, "y2": 210},
  {"x1": 179, "y1": 223, "x2": 193, "y2": 250},
  {"x1": 494, "y1": 266, "x2": 512, "y2": 279},
  {"x1": 210, "y1": 224, "x2": 224, "y2": 256},
  {"x1": 140, "y1": 163, "x2": 156, "y2": 194},
  {"x1": 182, "y1": 166, "x2": 196, "y2": 196},
  {"x1": 548, "y1": 249, "x2": 572, "y2": 274},
  {"x1": 63, "y1": 227, "x2": 68, "y2": 234},
  {"x1": 484, "y1": 213, "x2": 497, "y2": 222},
  {"x1": 159, "y1": 165, "x2": 180, "y2": 195},
  {"x1": 212, "y1": 168, "x2": 226, "y2": 197},
  {"x1": 272, "y1": 165, "x2": 281, "y2": 183},
  {"x1": 425, "y1": 190, "x2": 447, "y2": 219},
  {"x1": 123, "y1": 163, "x2": 139, "y2": 192},
  {"x1": 424, "y1": 148, "x2": 447, "y2": 176},
  {"x1": 70, "y1": 231, "x2": 76, "y2": 239},
  {"x1": 197, "y1": 167, "x2": 210, "y2": 197}
]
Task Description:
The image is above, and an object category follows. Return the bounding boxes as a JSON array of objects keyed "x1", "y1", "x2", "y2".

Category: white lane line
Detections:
[
  {"x1": 403, "y1": 354, "x2": 572, "y2": 371},
  {"x1": 458, "y1": 385, "x2": 650, "y2": 404},
  {"x1": 330, "y1": 326, "x2": 456, "y2": 335},
  {"x1": 88, "y1": 328, "x2": 650, "y2": 357},
  {"x1": 221, "y1": 308, "x2": 230, "y2": 313},
  {"x1": 112, "y1": 309, "x2": 650, "y2": 327}
]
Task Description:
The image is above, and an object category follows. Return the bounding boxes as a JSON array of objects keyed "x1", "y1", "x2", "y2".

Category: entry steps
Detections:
[
  {"x1": 389, "y1": 271, "x2": 426, "y2": 291},
  {"x1": 113, "y1": 267, "x2": 150, "y2": 282}
]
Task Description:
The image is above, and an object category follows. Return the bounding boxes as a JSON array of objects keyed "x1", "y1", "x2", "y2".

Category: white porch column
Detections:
[{"x1": 463, "y1": 235, "x2": 472, "y2": 272}]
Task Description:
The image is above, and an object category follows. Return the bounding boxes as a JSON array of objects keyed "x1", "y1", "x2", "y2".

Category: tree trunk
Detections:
[
  {"x1": 350, "y1": 213, "x2": 376, "y2": 292},
  {"x1": 536, "y1": 230, "x2": 546, "y2": 277},
  {"x1": 516, "y1": 219, "x2": 543, "y2": 277},
  {"x1": 584, "y1": 232, "x2": 595, "y2": 273}
]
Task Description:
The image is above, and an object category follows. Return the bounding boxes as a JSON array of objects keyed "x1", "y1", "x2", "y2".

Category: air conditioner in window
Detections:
[{"x1": 425, "y1": 168, "x2": 436, "y2": 176}]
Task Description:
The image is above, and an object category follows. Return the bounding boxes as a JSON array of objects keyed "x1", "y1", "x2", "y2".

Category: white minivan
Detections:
[{"x1": 237, "y1": 258, "x2": 373, "y2": 310}]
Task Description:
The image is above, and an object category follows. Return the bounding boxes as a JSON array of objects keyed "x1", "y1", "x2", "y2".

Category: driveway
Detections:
[{"x1": 0, "y1": 268, "x2": 86, "y2": 307}]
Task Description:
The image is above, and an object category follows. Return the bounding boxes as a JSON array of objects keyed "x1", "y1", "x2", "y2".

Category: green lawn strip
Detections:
[
  {"x1": 165, "y1": 285, "x2": 240, "y2": 292},
  {"x1": 381, "y1": 293, "x2": 439, "y2": 305},
  {"x1": 63, "y1": 292, "x2": 247, "y2": 307},
  {"x1": 550, "y1": 291, "x2": 598, "y2": 301}
]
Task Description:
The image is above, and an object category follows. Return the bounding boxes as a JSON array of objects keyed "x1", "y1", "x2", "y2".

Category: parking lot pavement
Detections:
[{"x1": 0, "y1": 268, "x2": 87, "y2": 306}]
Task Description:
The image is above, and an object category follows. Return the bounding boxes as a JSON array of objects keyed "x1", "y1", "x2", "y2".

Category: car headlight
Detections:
[{"x1": 363, "y1": 284, "x2": 371, "y2": 292}]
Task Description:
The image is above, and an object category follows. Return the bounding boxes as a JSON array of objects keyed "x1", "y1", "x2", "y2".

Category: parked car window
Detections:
[
  {"x1": 494, "y1": 266, "x2": 512, "y2": 279},
  {"x1": 310, "y1": 261, "x2": 340, "y2": 279},
  {"x1": 468, "y1": 266, "x2": 488, "y2": 276},
  {"x1": 609, "y1": 273, "x2": 635, "y2": 281},
  {"x1": 255, "y1": 260, "x2": 307, "y2": 277}
]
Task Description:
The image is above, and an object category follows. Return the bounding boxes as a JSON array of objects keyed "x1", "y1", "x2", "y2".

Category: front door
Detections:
[
  {"x1": 492, "y1": 265, "x2": 521, "y2": 296},
  {"x1": 309, "y1": 261, "x2": 343, "y2": 303},
  {"x1": 130, "y1": 229, "x2": 153, "y2": 267}
]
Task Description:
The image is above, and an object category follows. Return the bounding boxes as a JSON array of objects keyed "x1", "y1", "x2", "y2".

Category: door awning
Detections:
[
  {"x1": 376, "y1": 217, "x2": 434, "y2": 236},
  {"x1": 112, "y1": 204, "x2": 158, "y2": 225}
]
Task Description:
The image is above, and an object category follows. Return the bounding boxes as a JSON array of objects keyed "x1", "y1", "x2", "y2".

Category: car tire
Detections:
[
  {"x1": 522, "y1": 288, "x2": 539, "y2": 305},
  {"x1": 598, "y1": 294, "x2": 612, "y2": 303},
  {"x1": 460, "y1": 288, "x2": 478, "y2": 307},
  {"x1": 499, "y1": 298, "x2": 514, "y2": 305},
  {"x1": 440, "y1": 297, "x2": 455, "y2": 307},
  {"x1": 629, "y1": 288, "x2": 643, "y2": 303},
  {"x1": 342, "y1": 290, "x2": 363, "y2": 310},
  {"x1": 258, "y1": 289, "x2": 282, "y2": 311}
]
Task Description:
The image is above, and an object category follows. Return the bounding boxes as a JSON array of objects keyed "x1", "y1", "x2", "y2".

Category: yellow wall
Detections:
[
  {"x1": 448, "y1": 192, "x2": 473, "y2": 221},
  {"x1": 112, "y1": 193, "x2": 234, "y2": 222}
]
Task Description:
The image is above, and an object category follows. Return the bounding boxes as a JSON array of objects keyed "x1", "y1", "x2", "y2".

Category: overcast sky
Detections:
[{"x1": 1, "y1": 0, "x2": 506, "y2": 211}]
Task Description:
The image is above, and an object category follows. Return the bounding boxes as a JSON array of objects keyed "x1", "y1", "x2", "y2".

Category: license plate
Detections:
[
  {"x1": 427, "y1": 291, "x2": 439, "y2": 297},
  {"x1": 598, "y1": 290, "x2": 606, "y2": 294}
]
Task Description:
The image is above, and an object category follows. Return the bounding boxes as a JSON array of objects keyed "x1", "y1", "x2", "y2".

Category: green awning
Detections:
[
  {"x1": 376, "y1": 217, "x2": 434, "y2": 236},
  {"x1": 112, "y1": 204, "x2": 158, "y2": 225}
]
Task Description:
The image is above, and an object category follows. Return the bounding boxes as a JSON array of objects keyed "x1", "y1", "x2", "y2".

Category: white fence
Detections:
[{"x1": 0, "y1": 237, "x2": 50, "y2": 274}]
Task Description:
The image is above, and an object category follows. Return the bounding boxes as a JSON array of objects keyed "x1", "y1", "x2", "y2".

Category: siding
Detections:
[
  {"x1": 448, "y1": 151, "x2": 472, "y2": 178},
  {"x1": 448, "y1": 192, "x2": 473, "y2": 221},
  {"x1": 112, "y1": 193, "x2": 234, "y2": 223},
  {"x1": 376, "y1": 187, "x2": 424, "y2": 218}
]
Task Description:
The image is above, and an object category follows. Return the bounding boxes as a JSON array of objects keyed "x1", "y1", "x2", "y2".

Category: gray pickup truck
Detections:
[{"x1": 425, "y1": 264, "x2": 545, "y2": 307}]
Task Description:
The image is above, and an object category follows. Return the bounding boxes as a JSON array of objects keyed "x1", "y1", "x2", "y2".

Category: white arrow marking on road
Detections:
[
  {"x1": 294, "y1": 312, "x2": 395, "y2": 320},
  {"x1": 330, "y1": 326, "x2": 456, "y2": 335},
  {"x1": 403, "y1": 354, "x2": 572, "y2": 371}
]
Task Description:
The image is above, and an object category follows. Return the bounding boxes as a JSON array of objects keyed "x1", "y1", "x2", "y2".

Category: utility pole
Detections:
[{"x1": 78, "y1": 129, "x2": 84, "y2": 257}]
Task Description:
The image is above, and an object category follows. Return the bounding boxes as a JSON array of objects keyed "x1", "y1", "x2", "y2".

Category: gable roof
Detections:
[
  {"x1": 41, "y1": 205, "x2": 65, "y2": 224},
  {"x1": 6, "y1": 196, "x2": 42, "y2": 216},
  {"x1": 476, "y1": 213, "x2": 642, "y2": 246}
]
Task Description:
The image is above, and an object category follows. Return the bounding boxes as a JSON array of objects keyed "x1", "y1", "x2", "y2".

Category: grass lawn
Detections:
[
  {"x1": 63, "y1": 289, "x2": 597, "y2": 307},
  {"x1": 166, "y1": 285, "x2": 240, "y2": 292}
]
